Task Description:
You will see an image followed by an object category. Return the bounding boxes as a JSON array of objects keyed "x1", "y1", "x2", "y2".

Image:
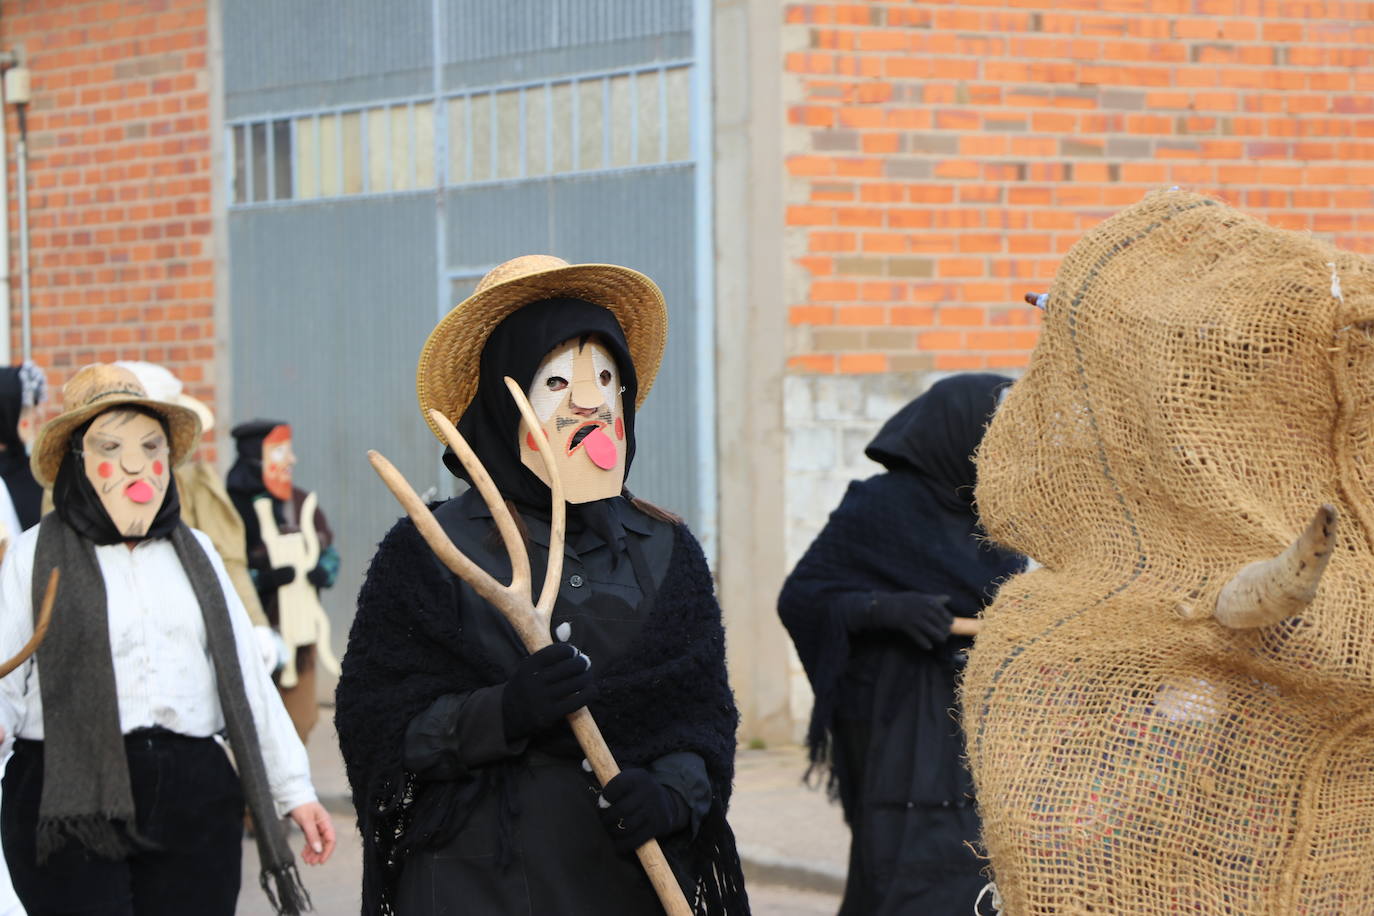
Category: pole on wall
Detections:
[
  {"x1": 5, "y1": 63, "x2": 30, "y2": 363},
  {"x1": 0, "y1": 48, "x2": 18, "y2": 366}
]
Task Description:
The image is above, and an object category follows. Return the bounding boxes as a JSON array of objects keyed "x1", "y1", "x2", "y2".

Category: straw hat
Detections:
[
  {"x1": 115, "y1": 361, "x2": 216, "y2": 434},
  {"x1": 31, "y1": 363, "x2": 204, "y2": 487},
  {"x1": 416, "y1": 254, "x2": 667, "y2": 443}
]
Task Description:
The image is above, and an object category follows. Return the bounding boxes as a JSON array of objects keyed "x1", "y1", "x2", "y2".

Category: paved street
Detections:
[{"x1": 238, "y1": 713, "x2": 848, "y2": 914}]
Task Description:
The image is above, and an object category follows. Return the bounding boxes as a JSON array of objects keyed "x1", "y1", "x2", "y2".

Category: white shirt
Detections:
[
  {"x1": 0, "y1": 525, "x2": 316, "y2": 818},
  {"x1": 0, "y1": 481, "x2": 20, "y2": 547}
]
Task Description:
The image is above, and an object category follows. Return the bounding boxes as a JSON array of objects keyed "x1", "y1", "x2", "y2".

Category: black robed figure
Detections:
[{"x1": 335, "y1": 255, "x2": 749, "y2": 916}]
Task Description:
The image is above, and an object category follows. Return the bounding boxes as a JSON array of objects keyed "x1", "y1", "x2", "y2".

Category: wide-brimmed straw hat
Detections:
[
  {"x1": 416, "y1": 254, "x2": 667, "y2": 444},
  {"x1": 31, "y1": 363, "x2": 204, "y2": 487}
]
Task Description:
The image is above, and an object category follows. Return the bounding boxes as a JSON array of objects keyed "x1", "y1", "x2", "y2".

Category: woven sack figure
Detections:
[{"x1": 962, "y1": 190, "x2": 1374, "y2": 915}]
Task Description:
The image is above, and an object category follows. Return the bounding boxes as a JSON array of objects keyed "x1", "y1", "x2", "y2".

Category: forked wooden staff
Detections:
[
  {"x1": 0, "y1": 569, "x2": 60, "y2": 679},
  {"x1": 367, "y1": 378, "x2": 693, "y2": 916}
]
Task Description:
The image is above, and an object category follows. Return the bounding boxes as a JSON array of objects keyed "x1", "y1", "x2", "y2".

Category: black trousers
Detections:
[{"x1": 1, "y1": 729, "x2": 245, "y2": 916}]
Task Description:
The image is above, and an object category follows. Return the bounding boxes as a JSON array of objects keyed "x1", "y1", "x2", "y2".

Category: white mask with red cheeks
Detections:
[
  {"x1": 519, "y1": 336, "x2": 627, "y2": 504},
  {"x1": 82, "y1": 408, "x2": 171, "y2": 538}
]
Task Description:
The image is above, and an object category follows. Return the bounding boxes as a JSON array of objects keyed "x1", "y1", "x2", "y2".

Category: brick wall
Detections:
[
  {"x1": 0, "y1": 0, "x2": 216, "y2": 450},
  {"x1": 782, "y1": 1, "x2": 1374, "y2": 375}
]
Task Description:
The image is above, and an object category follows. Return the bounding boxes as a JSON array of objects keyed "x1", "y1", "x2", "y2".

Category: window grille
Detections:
[{"x1": 228, "y1": 63, "x2": 692, "y2": 207}]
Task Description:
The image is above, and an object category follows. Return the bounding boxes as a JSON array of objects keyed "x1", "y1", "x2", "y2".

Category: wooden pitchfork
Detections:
[
  {"x1": 368, "y1": 378, "x2": 693, "y2": 916},
  {"x1": 0, "y1": 568, "x2": 60, "y2": 680}
]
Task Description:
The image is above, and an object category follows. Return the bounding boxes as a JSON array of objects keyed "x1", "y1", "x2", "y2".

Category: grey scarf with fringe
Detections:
[{"x1": 31, "y1": 515, "x2": 311, "y2": 914}]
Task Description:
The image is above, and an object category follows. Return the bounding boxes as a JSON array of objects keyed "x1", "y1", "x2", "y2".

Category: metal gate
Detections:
[{"x1": 222, "y1": 0, "x2": 713, "y2": 654}]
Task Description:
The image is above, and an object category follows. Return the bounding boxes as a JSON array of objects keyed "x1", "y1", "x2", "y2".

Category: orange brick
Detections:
[
  {"x1": 938, "y1": 307, "x2": 986, "y2": 327},
  {"x1": 939, "y1": 258, "x2": 984, "y2": 278},
  {"x1": 787, "y1": 205, "x2": 833, "y2": 226},
  {"x1": 987, "y1": 352, "x2": 1033, "y2": 369},
  {"x1": 935, "y1": 353, "x2": 987, "y2": 370},
  {"x1": 790, "y1": 305, "x2": 835, "y2": 326},
  {"x1": 837, "y1": 306, "x2": 885, "y2": 325},
  {"x1": 918, "y1": 330, "x2": 963, "y2": 350},
  {"x1": 958, "y1": 234, "x2": 1002, "y2": 253},
  {"x1": 890, "y1": 306, "x2": 936, "y2": 326},
  {"x1": 839, "y1": 353, "x2": 887, "y2": 373},
  {"x1": 788, "y1": 355, "x2": 837, "y2": 373},
  {"x1": 811, "y1": 281, "x2": 859, "y2": 300},
  {"x1": 861, "y1": 232, "x2": 906, "y2": 253}
]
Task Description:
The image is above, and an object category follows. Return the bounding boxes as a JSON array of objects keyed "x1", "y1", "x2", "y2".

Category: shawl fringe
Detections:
[
  {"x1": 35, "y1": 813, "x2": 152, "y2": 865},
  {"x1": 260, "y1": 861, "x2": 312, "y2": 915},
  {"x1": 689, "y1": 802, "x2": 749, "y2": 916}
]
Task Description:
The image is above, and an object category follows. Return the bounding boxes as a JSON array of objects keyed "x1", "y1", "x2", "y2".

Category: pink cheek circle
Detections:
[
  {"x1": 153, "y1": 460, "x2": 164, "y2": 476},
  {"x1": 97, "y1": 462, "x2": 114, "y2": 479}
]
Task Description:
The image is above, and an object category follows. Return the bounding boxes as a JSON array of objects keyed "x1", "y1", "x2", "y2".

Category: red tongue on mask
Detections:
[
  {"x1": 125, "y1": 480, "x2": 155, "y2": 504},
  {"x1": 582, "y1": 427, "x2": 618, "y2": 470}
]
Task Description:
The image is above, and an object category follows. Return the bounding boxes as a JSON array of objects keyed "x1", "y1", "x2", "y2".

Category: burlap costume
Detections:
[{"x1": 962, "y1": 191, "x2": 1374, "y2": 914}]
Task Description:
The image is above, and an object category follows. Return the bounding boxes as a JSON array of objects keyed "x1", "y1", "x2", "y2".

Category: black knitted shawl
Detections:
[{"x1": 335, "y1": 510, "x2": 748, "y2": 916}]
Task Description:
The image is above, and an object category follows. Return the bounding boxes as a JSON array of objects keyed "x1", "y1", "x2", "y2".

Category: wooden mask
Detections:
[
  {"x1": 262, "y1": 424, "x2": 295, "y2": 501},
  {"x1": 519, "y1": 336, "x2": 626, "y2": 504},
  {"x1": 82, "y1": 409, "x2": 171, "y2": 538}
]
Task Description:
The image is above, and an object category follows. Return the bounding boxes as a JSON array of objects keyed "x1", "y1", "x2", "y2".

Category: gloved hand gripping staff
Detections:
[{"x1": 367, "y1": 377, "x2": 694, "y2": 916}]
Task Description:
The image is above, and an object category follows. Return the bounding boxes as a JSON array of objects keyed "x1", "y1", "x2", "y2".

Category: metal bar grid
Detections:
[{"x1": 225, "y1": 62, "x2": 696, "y2": 209}]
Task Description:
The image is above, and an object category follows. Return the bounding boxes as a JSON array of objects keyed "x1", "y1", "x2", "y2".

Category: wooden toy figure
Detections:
[{"x1": 227, "y1": 421, "x2": 340, "y2": 744}]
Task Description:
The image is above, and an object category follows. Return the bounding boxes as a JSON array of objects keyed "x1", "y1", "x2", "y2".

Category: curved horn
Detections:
[{"x1": 1214, "y1": 504, "x2": 1337, "y2": 629}]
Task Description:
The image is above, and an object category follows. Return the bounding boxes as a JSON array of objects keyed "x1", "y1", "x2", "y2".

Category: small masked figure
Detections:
[{"x1": 227, "y1": 420, "x2": 340, "y2": 743}]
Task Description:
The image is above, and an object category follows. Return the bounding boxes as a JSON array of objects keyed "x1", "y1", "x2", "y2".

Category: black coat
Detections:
[
  {"x1": 778, "y1": 374, "x2": 1024, "y2": 915},
  {"x1": 336, "y1": 492, "x2": 748, "y2": 916}
]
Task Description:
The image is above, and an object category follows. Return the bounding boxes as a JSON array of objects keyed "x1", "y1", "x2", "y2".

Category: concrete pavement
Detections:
[{"x1": 238, "y1": 708, "x2": 849, "y2": 913}]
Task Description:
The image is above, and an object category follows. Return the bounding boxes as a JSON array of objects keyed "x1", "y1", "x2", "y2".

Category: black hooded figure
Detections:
[
  {"x1": 335, "y1": 296, "x2": 747, "y2": 916},
  {"x1": 0, "y1": 364, "x2": 46, "y2": 530},
  {"x1": 778, "y1": 373, "x2": 1026, "y2": 915}
]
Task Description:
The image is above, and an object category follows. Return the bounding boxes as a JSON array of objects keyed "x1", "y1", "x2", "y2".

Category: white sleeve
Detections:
[
  {"x1": 0, "y1": 528, "x2": 37, "y2": 742},
  {"x1": 193, "y1": 529, "x2": 317, "y2": 817},
  {"x1": 0, "y1": 481, "x2": 21, "y2": 544}
]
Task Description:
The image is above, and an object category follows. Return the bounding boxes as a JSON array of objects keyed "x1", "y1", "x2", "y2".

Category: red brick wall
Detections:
[
  {"x1": 0, "y1": 0, "x2": 216, "y2": 449},
  {"x1": 783, "y1": 2, "x2": 1374, "y2": 373}
]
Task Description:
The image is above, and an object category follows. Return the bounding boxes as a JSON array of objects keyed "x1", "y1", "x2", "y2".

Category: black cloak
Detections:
[
  {"x1": 335, "y1": 298, "x2": 746, "y2": 915},
  {"x1": 0, "y1": 367, "x2": 42, "y2": 529},
  {"x1": 777, "y1": 373, "x2": 1025, "y2": 914}
]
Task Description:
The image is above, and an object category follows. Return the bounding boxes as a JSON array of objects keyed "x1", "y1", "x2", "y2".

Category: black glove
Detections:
[
  {"x1": 846, "y1": 592, "x2": 953, "y2": 650},
  {"x1": 501, "y1": 643, "x2": 597, "y2": 741},
  {"x1": 306, "y1": 564, "x2": 330, "y2": 588},
  {"x1": 267, "y1": 566, "x2": 296, "y2": 588},
  {"x1": 597, "y1": 767, "x2": 689, "y2": 855}
]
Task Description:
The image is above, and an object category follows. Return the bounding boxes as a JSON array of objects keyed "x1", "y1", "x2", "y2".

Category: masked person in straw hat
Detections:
[
  {"x1": 114, "y1": 362, "x2": 275, "y2": 635},
  {"x1": 335, "y1": 256, "x2": 748, "y2": 915},
  {"x1": 0, "y1": 364, "x2": 335, "y2": 916}
]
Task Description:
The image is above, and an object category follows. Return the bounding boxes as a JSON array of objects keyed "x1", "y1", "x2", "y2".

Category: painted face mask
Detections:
[
  {"x1": 17, "y1": 404, "x2": 36, "y2": 454},
  {"x1": 519, "y1": 336, "x2": 626, "y2": 504},
  {"x1": 82, "y1": 409, "x2": 171, "y2": 538},
  {"x1": 262, "y1": 424, "x2": 295, "y2": 501}
]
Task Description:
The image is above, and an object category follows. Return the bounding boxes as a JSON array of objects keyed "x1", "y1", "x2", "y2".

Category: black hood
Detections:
[{"x1": 865, "y1": 373, "x2": 1013, "y2": 507}]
